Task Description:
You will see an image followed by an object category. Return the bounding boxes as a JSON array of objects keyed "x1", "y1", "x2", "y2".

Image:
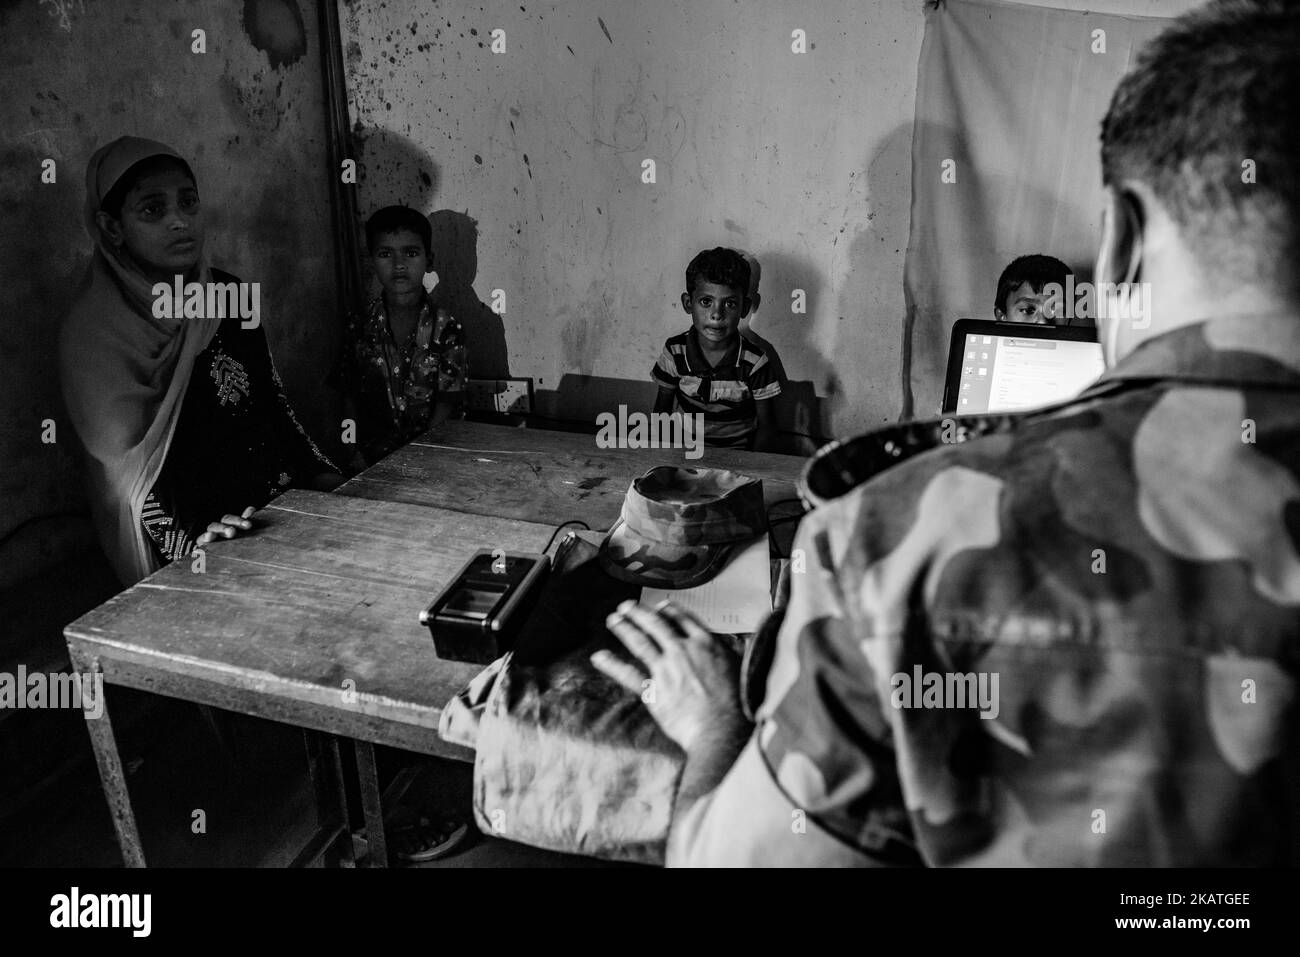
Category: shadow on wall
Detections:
[
  {"x1": 834, "y1": 122, "x2": 914, "y2": 430},
  {"x1": 355, "y1": 126, "x2": 441, "y2": 215},
  {"x1": 428, "y1": 210, "x2": 511, "y2": 380},
  {"x1": 738, "y1": 249, "x2": 836, "y2": 456}
]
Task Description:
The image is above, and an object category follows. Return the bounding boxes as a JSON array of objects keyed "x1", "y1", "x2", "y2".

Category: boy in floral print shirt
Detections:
[{"x1": 335, "y1": 205, "x2": 467, "y2": 467}]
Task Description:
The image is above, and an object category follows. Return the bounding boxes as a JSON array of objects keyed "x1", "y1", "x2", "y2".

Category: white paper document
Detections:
[{"x1": 640, "y1": 535, "x2": 771, "y2": 633}]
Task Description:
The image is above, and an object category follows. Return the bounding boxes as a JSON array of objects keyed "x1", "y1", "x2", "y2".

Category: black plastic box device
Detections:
[{"x1": 419, "y1": 550, "x2": 550, "y2": 663}]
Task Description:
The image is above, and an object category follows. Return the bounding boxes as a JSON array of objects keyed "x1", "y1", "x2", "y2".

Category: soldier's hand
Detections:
[{"x1": 595, "y1": 600, "x2": 744, "y2": 753}]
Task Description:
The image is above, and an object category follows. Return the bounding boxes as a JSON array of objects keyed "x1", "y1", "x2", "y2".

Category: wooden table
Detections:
[
  {"x1": 65, "y1": 491, "x2": 555, "y2": 867},
  {"x1": 338, "y1": 419, "x2": 809, "y2": 533},
  {"x1": 66, "y1": 422, "x2": 809, "y2": 867}
]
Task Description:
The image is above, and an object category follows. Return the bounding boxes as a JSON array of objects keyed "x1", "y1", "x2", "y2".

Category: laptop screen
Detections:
[{"x1": 942, "y1": 320, "x2": 1104, "y2": 414}]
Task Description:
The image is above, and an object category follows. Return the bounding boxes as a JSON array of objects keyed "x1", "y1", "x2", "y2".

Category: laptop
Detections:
[{"x1": 941, "y1": 319, "x2": 1104, "y2": 414}]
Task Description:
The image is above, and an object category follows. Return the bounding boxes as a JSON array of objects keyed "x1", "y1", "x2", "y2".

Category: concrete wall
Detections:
[
  {"x1": 1004, "y1": 0, "x2": 1202, "y2": 13},
  {"x1": 340, "y1": 0, "x2": 1204, "y2": 451},
  {"x1": 340, "y1": 0, "x2": 929, "y2": 448},
  {"x1": 0, "y1": 0, "x2": 339, "y2": 590}
]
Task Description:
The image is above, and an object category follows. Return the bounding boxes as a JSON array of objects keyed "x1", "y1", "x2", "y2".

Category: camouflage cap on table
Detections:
[{"x1": 599, "y1": 466, "x2": 767, "y2": 588}]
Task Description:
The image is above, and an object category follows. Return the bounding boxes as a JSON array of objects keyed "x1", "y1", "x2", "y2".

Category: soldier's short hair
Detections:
[{"x1": 1100, "y1": 0, "x2": 1300, "y2": 295}]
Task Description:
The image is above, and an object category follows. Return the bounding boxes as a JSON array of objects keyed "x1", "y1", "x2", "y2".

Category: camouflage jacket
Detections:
[{"x1": 671, "y1": 314, "x2": 1300, "y2": 867}]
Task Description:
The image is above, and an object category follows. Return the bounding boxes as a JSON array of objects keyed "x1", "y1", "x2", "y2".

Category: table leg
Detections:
[
  {"x1": 354, "y1": 741, "x2": 390, "y2": 868},
  {"x1": 299, "y1": 730, "x2": 355, "y2": 868},
  {"x1": 70, "y1": 651, "x2": 146, "y2": 868}
]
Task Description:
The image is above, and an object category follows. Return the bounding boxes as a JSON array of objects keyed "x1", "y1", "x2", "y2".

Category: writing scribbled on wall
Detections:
[{"x1": 39, "y1": 0, "x2": 85, "y2": 34}]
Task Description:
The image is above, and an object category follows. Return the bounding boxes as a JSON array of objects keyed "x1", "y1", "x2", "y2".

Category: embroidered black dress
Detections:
[{"x1": 141, "y1": 270, "x2": 335, "y2": 561}]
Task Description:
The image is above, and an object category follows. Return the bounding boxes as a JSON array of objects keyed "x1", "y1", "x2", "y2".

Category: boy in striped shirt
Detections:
[{"x1": 651, "y1": 247, "x2": 783, "y2": 451}]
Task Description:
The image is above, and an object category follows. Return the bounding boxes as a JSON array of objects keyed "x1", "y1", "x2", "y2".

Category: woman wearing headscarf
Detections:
[{"x1": 60, "y1": 136, "x2": 343, "y2": 586}]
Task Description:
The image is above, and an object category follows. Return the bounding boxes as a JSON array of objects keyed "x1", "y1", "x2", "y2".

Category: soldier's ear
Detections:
[{"x1": 1095, "y1": 184, "x2": 1144, "y2": 288}]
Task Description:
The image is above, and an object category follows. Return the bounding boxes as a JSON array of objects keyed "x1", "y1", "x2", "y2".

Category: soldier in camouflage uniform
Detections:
[{"x1": 595, "y1": 0, "x2": 1300, "y2": 866}]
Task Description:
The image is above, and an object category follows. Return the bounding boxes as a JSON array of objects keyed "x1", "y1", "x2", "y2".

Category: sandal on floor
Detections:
[{"x1": 390, "y1": 815, "x2": 472, "y2": 863}]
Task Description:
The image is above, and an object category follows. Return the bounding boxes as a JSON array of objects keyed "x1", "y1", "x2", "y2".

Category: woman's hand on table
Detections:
[
  {"x1": 195, "y1": 506, "x2": 256, "y2": 545},
  {"x1": 594, "y1": 600, "x2": 747, "y2": 754}
]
